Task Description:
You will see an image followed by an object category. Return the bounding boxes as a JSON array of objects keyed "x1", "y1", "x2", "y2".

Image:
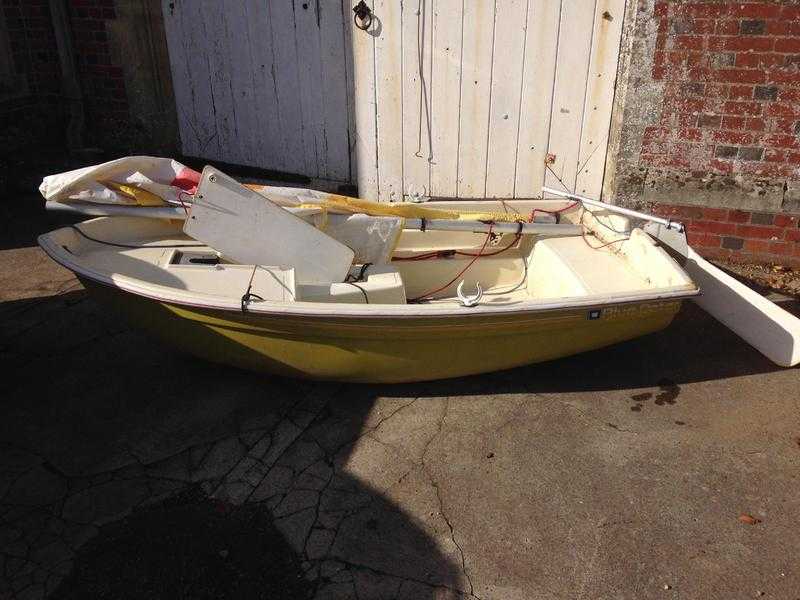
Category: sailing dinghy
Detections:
[{"x1": 37, "y1": 162, "x2": 710, "y2": 382}]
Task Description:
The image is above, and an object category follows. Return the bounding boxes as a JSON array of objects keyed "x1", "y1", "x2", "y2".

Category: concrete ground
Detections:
[{"x1": 1, "y1": 190, "x2": 799, "y2": 600}]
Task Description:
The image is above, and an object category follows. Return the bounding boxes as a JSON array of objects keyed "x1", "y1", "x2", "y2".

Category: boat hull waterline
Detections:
[{"x1": 83, "y1": 279, "x2": 682, "y2": 383}]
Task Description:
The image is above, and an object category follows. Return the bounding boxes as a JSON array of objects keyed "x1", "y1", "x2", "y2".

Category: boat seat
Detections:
[
  {"x1": 528, "y1": 236, "x2": 652, "y2": 299},
  {"x1": 297, "y1": 264, "x2": 407, "y2": 304},
  {"x1": 165, "y1": 252, "x2": 298, "y2": 301}
]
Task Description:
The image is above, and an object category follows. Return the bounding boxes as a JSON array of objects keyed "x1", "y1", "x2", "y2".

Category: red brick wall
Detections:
[
  {"x1": 68, "y1": 0, "x2": 130, "y2": 129},
  {"x1": 0, "y1": 0, "x2": 130, "y2": 155},
  {"x1": 2, "y1": 0, "x2": 61, "y2": 101},
  {"x1": 0, "y1": 0, "x2": 62, "y2": 154},
  {"x1": 647, "y1": 1, "x2": 800, "y2": 177},
  {"x1": 643, "y1": 1, "x2": 800, "y2": 267},
  {"x1": 654, "y1": 203, "x2": 800, "y2": 268}
]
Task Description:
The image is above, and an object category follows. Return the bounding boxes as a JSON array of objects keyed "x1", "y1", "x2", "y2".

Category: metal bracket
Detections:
[{"x1": 406, "y1": 184, "x2": 428, "y2": 203}]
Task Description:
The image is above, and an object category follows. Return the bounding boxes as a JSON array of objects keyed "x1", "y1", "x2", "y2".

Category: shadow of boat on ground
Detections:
[
  {"x1": 2, "y1": 290, "x2": 469, "y2": 599},
  {"x1": 2, "y1": 285, "x2": 797, "y2": 599}
]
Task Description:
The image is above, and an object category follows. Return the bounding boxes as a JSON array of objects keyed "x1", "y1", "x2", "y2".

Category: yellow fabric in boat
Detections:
[
  {"x1": 102, "y1": 181, "x2": 166, "y2": 206},
  {"x1": 294, "y1": 193, "x2": 526, "y2": 223}
]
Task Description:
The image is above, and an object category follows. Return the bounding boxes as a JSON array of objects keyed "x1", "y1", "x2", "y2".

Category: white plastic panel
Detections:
[{"x1": 184, "y1": 167, "x2": 354, "y2": 285}]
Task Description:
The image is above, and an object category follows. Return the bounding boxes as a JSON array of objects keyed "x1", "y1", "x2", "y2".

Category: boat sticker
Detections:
[
  {"x1": 602, "y1": 301, "x2": 680, "y2": 321},
  {"x1": 588, "y1": 309, "x2": 602, "y2": 320}
]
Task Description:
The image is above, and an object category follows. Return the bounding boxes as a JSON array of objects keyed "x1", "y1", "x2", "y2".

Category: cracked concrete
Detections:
[{"x1": 2, "y1": 193, "x2": 800, "y2": 599}]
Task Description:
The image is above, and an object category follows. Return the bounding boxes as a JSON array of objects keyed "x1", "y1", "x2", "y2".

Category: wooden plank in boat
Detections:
[{"x1": 185, "y1": 168, "x2": 354, "y2": 285}]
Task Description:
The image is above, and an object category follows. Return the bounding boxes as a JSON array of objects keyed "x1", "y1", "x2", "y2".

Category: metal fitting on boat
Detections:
[{"x1": 457, "y1": 281, "x2": 483, "y2": 307}]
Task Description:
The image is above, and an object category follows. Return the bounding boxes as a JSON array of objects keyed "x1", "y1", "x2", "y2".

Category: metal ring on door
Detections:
[{"x1": 353, "y1": 1, "x2": 373, "y2": 31}]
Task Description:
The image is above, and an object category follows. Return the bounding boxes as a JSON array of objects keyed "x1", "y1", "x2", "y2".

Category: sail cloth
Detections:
[
  {"x1": 39, "y1": 157, "x2": 522, "y2": 266},
  {"x1": 39, "y1": 156, "x2": 200, "y2": 206},
  {"x1": 38, "y1": 158, "x2": 403, "y2": 264},
  {"x1": 39, "y1": 156, "x2": 528, "y2": 224},
  {"x1": 305, "y1": 213, "x2": 403, "y2": 265}
]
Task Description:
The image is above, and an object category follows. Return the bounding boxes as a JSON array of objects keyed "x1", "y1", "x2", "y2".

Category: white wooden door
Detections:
[
  {"x1": 163, "y1": 0, "x2": 625, "y2": 199},
  {"x1": 162, "y1": 0, "x2": 355, "y2": 183},
  {"x1": 354, "y1": 0, "x2": 626, "y2": 201}
]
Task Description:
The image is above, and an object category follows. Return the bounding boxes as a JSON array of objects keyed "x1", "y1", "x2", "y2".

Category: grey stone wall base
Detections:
[{"x1": 615, "y1": 164, "x2": 798, "y2": 214}]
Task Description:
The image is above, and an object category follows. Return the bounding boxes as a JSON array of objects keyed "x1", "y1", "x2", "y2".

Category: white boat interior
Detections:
[{"x1": 43, "y1": 207, "x2": 698, "y2": 313}]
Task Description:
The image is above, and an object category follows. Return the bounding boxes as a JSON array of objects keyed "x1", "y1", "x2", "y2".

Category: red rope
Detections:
[
  {"x1": 527, "y1": 201, "x2": 579, "y2": 223},
  {"x1": 393, "y1": 250, "x2": 443, "y2": 261},
  {"x1": 176, "y1": 190, "x2": 192, "y2": 216},
  {"x1": 393, "y1": 231, "x2": 521, "y2": 262},
  {"x1": 456, "y1": 232, "x2": 521, "y2": 257},
  {"x1": 408, "y1": 225, "x2": 495, "y2": 303},
  {"x1": 398, "y1": 202, "x2": 577, "y2": 302}
]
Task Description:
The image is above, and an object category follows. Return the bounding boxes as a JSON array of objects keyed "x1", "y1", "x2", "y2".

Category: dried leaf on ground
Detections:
[{"x1": 738, "y1": 513, "x2": 762, "y2": 525}]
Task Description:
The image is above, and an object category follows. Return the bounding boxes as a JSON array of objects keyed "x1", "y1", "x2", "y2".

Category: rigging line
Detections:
[
  {"x1": 427, "y1": 0, "x2": 435, "y2": 176},
  {"x1": 544, "y1": 161, "x2": 572, "y2": 193},
  {"x1": 543, "y1": 163, "x2": 629, "y2": 242},
  {"x1": 572, "y1": 0, "x2": 601, "y2": 189},
  {"x1": 347, "y1": 282, "x2": 370, "y2": 304},
  {"x1": 177, "y1": 190, "x2": 191, "y2": 215},
  {"x1": 579, "y1": 207, "x2": 629, "y2": 251},
  {"x1": 454, "y1": 0, "x2": 465, "y2": 197},
  {"x1": 240, "y1": 265, "x2": 264, "y2": 313},
  {"x1": 575, "y1": 129, "x2": 607, "y2": 184},
  {"x1": 527, "y1": 200, "x2": 580, "y2": 224},
  {"x1": 414, "y1": 0, "x2": 429, "y2": 159},
  {"x1": 69, "y1": 225, "x2": 207, "y2": 249},
  {"x1": 541, "y1": 0, "x2": 564, "y2": 196},
  {"x1": 482, "y1": 0, "x2": 499, "y2": 198},
  {"x1": 544, "y1": 162, "x2": 628, "y2": 235},
  {"x1": 408, "y1": 225, "x2": 494, "y2": 303},
  {"x1": 497, "y1": 197, "x2": 522, "y2": 216},
  {"x1": 393, "y1": 232, "x2": 520, "y2": 261},
  {"x1": 483, "y1": 253, "x2": 529, "y2": 296},
  {"x1": 512, "y1": 0, "x2": 532, "y2": 198}
]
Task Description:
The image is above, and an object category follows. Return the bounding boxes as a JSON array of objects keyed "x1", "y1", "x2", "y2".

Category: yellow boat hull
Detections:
[{"x1": 86, "y1": 280, "x2": 681, "y2": 383}]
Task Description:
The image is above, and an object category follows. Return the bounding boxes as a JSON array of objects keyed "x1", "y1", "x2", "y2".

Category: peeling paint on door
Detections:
[{"x1": 163, "y1": 0, "x2": 353, "y2": 183}]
